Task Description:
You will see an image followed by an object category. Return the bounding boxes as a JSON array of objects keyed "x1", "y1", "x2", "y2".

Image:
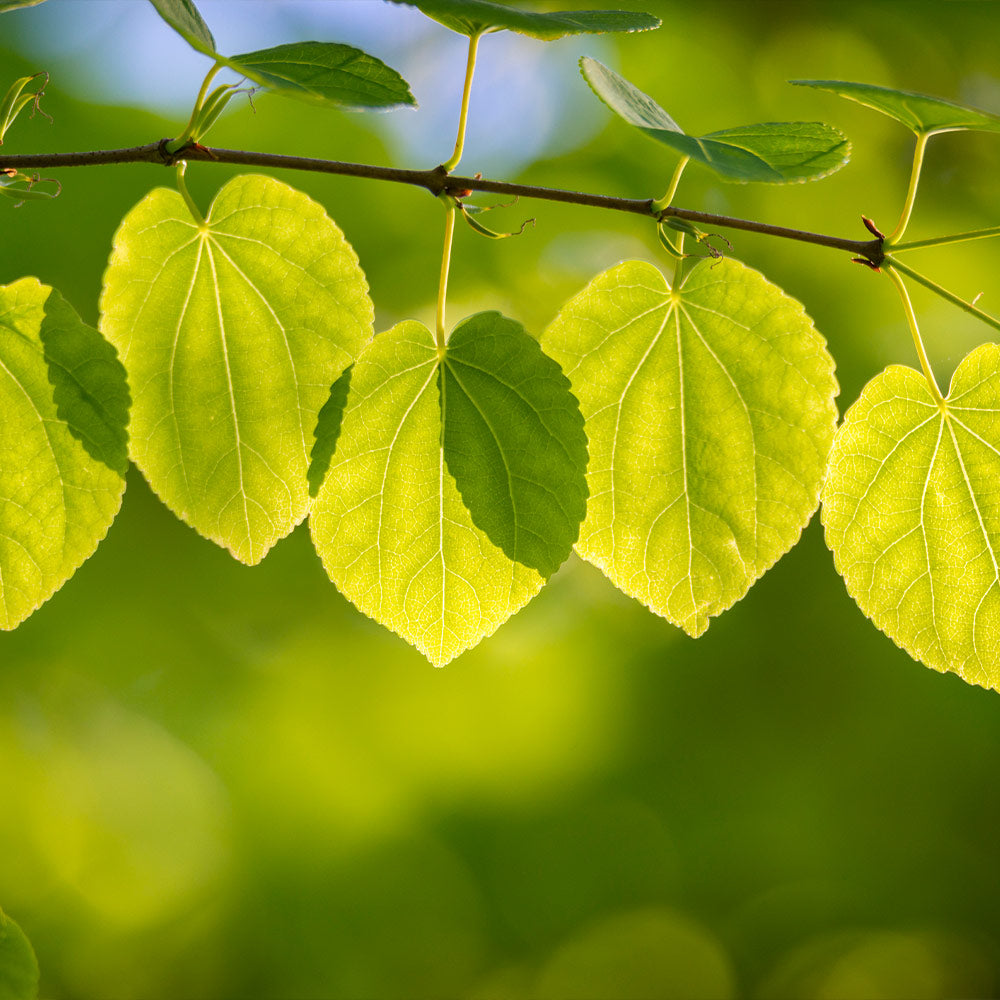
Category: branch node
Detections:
[{"x1": 852, "y1": 256, "x2": 882, "y2": 273}]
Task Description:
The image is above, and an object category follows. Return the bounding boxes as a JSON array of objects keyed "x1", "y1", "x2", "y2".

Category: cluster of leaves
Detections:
[{"x1": 3, "y1": 0, "x2": 1000, "y2": 690}]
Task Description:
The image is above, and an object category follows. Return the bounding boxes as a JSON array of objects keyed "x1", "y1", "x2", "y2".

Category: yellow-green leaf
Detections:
[
  {"x1": 542, "y1": 258, "x2": 838, "y2": 636},
  {"x1": 822, "y1": 345, "x2": 1000, "y2": 690},
  {"x1": 99, "y1": 174, "x2": 373, "y2": 565},
  {"x1": 0, "y1": 278, "x2": 127, "y2": 629},
  {"x1": 310, "y1": 312, "x2": 587, "y2": 665}
]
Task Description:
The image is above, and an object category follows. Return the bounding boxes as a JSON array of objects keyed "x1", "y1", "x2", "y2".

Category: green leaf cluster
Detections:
[{"x1": 3, "y1": 0, "x2": 1000, "y2": 690}]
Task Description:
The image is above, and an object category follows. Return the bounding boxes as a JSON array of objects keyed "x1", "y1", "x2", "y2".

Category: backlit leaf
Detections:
[
  {"x1": 541, "y1": 258, "x2": 838, "y2": 636},
  {"x1": 822, "y1": 345, "x2": 1000, "y2": 690},
  {"x1": 792, "y1": 80, "x2": 1000, "y2": 136},
  {"x1": 100, "y1": 174, "x2": 373, "y2": 565},
  {"x1": 391, "y1": 0, "x2": 660, "y2": 39},
  {"x1": 0, "y1": 907, "x2": 38, "y2": 1000},
  {"x1": 310, "y1": 312, "x2": 588, "y2": 665},
  {"x1": 147, "y1": 0, "x2": 216, "y2": 56},
  {"x1": 582, "y1": 59, "x2": 850, "y2": 182},
  {"x1": 226, "y1": 41, "x2": 416, "y2": 111},
  {"x1": 0, "y1": 278, "x2": 128, "y2": 630}
]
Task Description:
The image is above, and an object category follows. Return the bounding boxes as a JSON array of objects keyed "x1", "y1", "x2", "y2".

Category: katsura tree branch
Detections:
[{"x1": 0, "y1": 140, "x2": 886, "y2": 264}]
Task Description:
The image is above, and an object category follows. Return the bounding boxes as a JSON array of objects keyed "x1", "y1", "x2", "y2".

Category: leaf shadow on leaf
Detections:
[
  {"x1": 38, "y1": 290, "x2": 130, "y2": 478},
  {"x1": 309, "y1": 364, "x2": 353, "y2": 498},
  {"x1": 439, "y1": 314, "x2": 589, "y2": 578}
]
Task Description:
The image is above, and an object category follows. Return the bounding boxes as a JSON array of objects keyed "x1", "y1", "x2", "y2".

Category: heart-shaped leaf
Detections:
[
  {"x1": 0, "y1": 907, "x2": 38, "y2": 1000},
  {"x1": 792, "y1": 80, "x2": 1000, "y2": 137},
  {"x1": 391, "y1": 0, "x2": 660, "y2": 39},
  {"x1": 541, "y1": 258, "x2": 838, "y2": 636},
  {"x1": 225, "y1": 41, "x2": 416, "y2": 111},
  {"x1": 147, "y1": 0, "x2": 216, "y2": 56},
  {"x1": 0, "y1": 278, "x2": 128, "y2": 629},
  {"x1": 100, "y1": 174, "x2": 373, "y2": 565},
  {"x1": 823, "y1": 345, "x2": 1000, "y2": 690},
  {"x1": 582, "y1": 58, "x2": 850, "y2": 182},
  {"x1": 310, "y1": 312, "x2": 588, "y2": 665}
]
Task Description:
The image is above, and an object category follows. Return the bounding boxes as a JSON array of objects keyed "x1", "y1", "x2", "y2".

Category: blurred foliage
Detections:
[{"x1": 2, "y1": 1, "x2": 1000, "y2": 997}]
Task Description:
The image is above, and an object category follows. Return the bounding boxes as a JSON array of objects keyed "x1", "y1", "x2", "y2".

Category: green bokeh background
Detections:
[{"x1": 3, "y1": 1, "x2": 1000, "y2": 997}]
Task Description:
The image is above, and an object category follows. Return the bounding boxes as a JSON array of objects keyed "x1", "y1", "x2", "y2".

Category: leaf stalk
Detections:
[
  {"x1": 891, "y1": 225, "x2": 1000, "y2": 252},
  {"x1": 650, "y1": 156, "x2": 689, "y2": 215},
  {"x1": 884, "y1": 264, "x2": 944, "y2": 406},
  {"x1": 441, "y1": 33, "x2": 481, "y2": 174},
  {"x1": 436, "y1": 196, "x2": 457, "y2": 355},
  {"x1": 174, "y1": 162, "x2": 205, "y2": 224},
  {"x1": 168, "y1": 61, "x2": 223, "y2": 153},
  {"x1": 884, "y1": 254, "x2": 1000, "y2": 334},
  {"x1": 887, "y1": 131, "x2": 929, "y2": 244}
]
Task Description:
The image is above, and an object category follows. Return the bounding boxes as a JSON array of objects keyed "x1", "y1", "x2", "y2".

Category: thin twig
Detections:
[{"x1": 0, "y1": 140, "x2": 886, "y2": 264}]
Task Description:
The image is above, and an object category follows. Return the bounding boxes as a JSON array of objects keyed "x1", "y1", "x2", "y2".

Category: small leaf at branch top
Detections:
[
  {"x1": 542, "y1": 258, "x2": 838, "y2": 637},
  {"x1": 792, "y1": 80, "x2": 1000, "y2": 137},
  {"x1": 310, "y1": 312, "x2": 588, "y2": 666},
  {"x1": 582, "y1": 59, "x2": 850, "y2": 182},
  {"x1": 0, "y1": 278, "x2": 128, "y2": 630},
  {"x1": 0, "y1": 0, "x2": 46, "y2": 12},
  {"x1": 390, "y1": 0, "x2": 660, "y2": 39},
  {"x1": 147, "y1": 0, "x2": 216, "y2": 56},
  {"x1": 100, "y1": 174, "x2": 373, "y2": 565},
  {"x1": 226, "y1": 41, "x2": 416, "y2": 111},
  {"x1": 0, "y1": 907, "x2": 39, "y2": 1000},
  {"x1": 823, "y1": 346, "x2": 1000, "y2": 690}
]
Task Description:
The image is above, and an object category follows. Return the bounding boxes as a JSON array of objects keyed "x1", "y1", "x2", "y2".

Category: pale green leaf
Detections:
[
  {"x1": 99, "y1": 174, "x2": 373, "y2": 565},
  {"x1": 582, "y1": 59, "x2": 850, "y2": 182},
  {"x1": 822, "y1": 345, "x2": 1000, "y2": 690},
  {"x1": 310, "y1": 311, "x2": 587, "y2": 665},
  {"x1": 0, "y1": 278, "x2": 128, "y2": 630},
  {"x1": 147, "y1": 0, "x2": 216, "y2": 56},
  {"x1": 541, "y1": 258, "x2": 838, "y2": 637},
  {"x1": 390, "y1": 0, "x2": 659, "y2": 39},
  {"x1": 792, "y1": 79, "x2": 1000, "y2": 137},
  {"x1": 226, "y1": 41, "x2": 416, "y2": 111},
  {"x1": 0, "y1": 908, "x2": 38, "y2": 1000}
]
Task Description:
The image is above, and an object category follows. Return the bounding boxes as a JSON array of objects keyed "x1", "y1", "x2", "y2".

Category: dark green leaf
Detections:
[
  {"x1": 582, "y1": 58, "x2": 850, "y2": 182},
  {"x1": 226, "y1": 41, "x2": 416, "y2": 111},
  {"x1": 0, "y1": 908, "x2": 38, "y2": 1000},
  {"x1": 390, "y1": 0, "x2": 659, "y2": 39},
  {"x1": 792, "y1": 79, "x2": 1000, "y2": 136},
  {"x1": 309, "y1": 364, "x2": 353, "y2": 498},
  {"x1": 147, "y1": 0, "x2": 216, "y2": 57}
]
